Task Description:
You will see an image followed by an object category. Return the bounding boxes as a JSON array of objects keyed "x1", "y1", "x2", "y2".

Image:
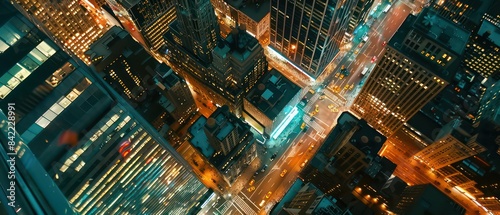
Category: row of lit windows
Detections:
[
  {"x1": 0, "y1": 40, "x2": 57, "y2": 99},
  {"x1": 21, "y1": 77, "x2": 92, "y2": 143}
]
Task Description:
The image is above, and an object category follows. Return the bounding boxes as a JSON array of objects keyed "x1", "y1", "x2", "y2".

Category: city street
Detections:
[
  {"x1": 206, "y1": 1, "x2": 417, "y2": 214},
  {"x1": 381, "y1": 144, "x2": 485, "y2": 214},
  {"x1": 201, "y1": 0, "x2": 489, "y2": 214}
]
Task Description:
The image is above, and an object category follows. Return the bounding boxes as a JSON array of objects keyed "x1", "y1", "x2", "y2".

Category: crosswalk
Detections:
[
  {"x1": 232, "y1": 195, "x2": 257, "y2": 215},
  {"x1": 216, "y1": 201, "x2": 231, "y2": 214},
  {"x1": 308, "y1": 120, "x2": 325, "y2": 135}
]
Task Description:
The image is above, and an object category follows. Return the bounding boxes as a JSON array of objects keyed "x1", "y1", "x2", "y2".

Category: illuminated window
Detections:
[{"x1": 0, "y1": 40, "x2": 9, "y2": 53}]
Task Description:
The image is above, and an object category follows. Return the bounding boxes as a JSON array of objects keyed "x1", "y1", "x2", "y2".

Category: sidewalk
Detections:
[
  {"x1": 228, "y1": 158, "x2": 262, "y2": 196},
  {"x1": 264, "y1": 111, "x2": 304, "y2": 149}
]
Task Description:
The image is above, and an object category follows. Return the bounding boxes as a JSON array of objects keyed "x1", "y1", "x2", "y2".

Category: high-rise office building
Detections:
[
  {"x1": 350, "y1": 8, "x2": 469, "y2": 136},
  {"x1": 171, "y1": 0, "x2": 220, "y2": 64},
  {"x1": 86, "y1": 27, "x2": 155, "y2": 102},
  {"x1": 204, "y1": 105, "x2": 253, "y2": 156},
  {"x1": 393, "y1": 184, "x2": 465, "y2": 215},
  {"x1": 0, "y1": 4, "x2": 208, "y2": 213},
  {"x1": 430, "y1": 0, "x2": 493, "y2": 31},
  {"x1": 86, "y1": 26, "x2": 178, "y2": 130},
  {"x1": 188, "y1": 106, "x2": 257, "y2": 184},
  {"x1": 2, "y1": 66, "x2": 208, "y2": 214},
  {"x1": 211, "y1": 0, "x2": 271, "y2": 43},
  {"x1": 475, "y1": 80, "x2": 500, "y2": 125},
  {"x1": 106, "y1": 0, "x2": 177, "y2": 52},
  {"x1": 463, "y1": 6, "x2": 500, "y2": 80},
  {"x1": 269, "y1": 0, "x2": 358, "y2": 78},
  {"x1": 165, "y1": 23, "x2": 267, "y2": 115},
  {"x1": 300, "y1": 112, "x2": 386, "y2": 196},
  {"x1": 154, "y1": 64, "x2": 197, "y2": 125},
  {"x1": 9, "y1": 0, "x2": 109, "y2": 64},
  {"x1": 348, "y1": 0, "x2": 374, "y2": 34},
  {"x1": 415, "y1": 119, "x2": 485, "y2": 169},
  {"x1": 283, "y1": 183, "x2": 349, "y2": 215}
]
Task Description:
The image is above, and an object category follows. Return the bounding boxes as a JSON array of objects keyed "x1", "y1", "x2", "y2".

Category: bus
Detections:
[
  {"x1": 361, "y1": 67, "x2": 369, "y2": 76},
  {"x1": 383, "y1": 4, "x2": 391, "y2": 13}
]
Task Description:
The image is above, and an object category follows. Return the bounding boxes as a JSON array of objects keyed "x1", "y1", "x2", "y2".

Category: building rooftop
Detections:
[
  {"x1": 349, "y1": 118, "x2": 386, "y2": 158},
  {"x1": 246, "y1": 69, "x2": 300, "y2": 119},
  {"x1": 414, "y1": 9, "x2": 470, "y2": 54},
  {"x1": 389, "y1": 8, "x2": 470, "y2": 82},
  {"x1": 225, "y1": 0, "x2": 270, "y2": 22},
  {"x1": 207, "y1": 106, "x2": 247, "y2": 141},
  {"x1": 407, "y1": 111, "x2": 442, "y2": 141},
  {"x1": 395, "y1": 184, "x2": 465, "y2": 215},
  {"x1": 223, "y1": 27, "x2": 260, "y2": 61},
  {"x1": 189, "y1": 116, "x2": 215, "y2": 158},
  {"x1": 477, "y1": 19, "x2": 500, "y2": 47},
  {"x1": 156, "y1": 64, "x2": 180, "y2": 88}
]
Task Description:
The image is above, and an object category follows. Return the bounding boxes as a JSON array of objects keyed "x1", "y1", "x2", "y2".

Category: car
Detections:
[
  {"x1": 308, "y1": 144, "x2": 315, "y2": 151},
  {"x1": 339, "y1": 74, "x2": 345, "y2": 79},
  {"x1": 300, "y1": 122, "x2": 307, "y2": 130},
  {"x1": 270, "y1": 153, "x2": 277, "y2": 161},
  {"x1": 371, "y1": 56, "x2": 377, "y2": 63},
  {"x1": 328, "y1": 104, "x2": 335, "y2": 109},
  {"x1": 298, "y1": 140, "x2": 304, "y2": 145},
  {"x1": 335, "y1": 73, "x2": 340, "y2": 78},
  {"x1": 315, "y1": 104, "x2": 319, "y2": 113},
  {"x1": 301, "y1": 159, "x2": 309, "y2": 168},
  {"x1": 330, "y1": 107, "x2": 338, "y2": 113},
  {"x1": 341, "y1": 65, "x2": 345, "y2": 70},
  {"x1": 261, "y1": 164, "x2": 268, "y2": 172},
  {"x1": 247, "y1": 186, "x2": 256, "y2": 192},
  {"x1": 444, "y1": 188, "x2": 451, "y2": 194},
  {"x1": 249, "y1": 179, "x2": 255, "y2": 186},
  {"x1": 349, "y1": 84, "x2": 354, "y2": 90},
  {"x1": 280, "y1": 169, "x2": 288, "y2": 177},
  {"x1": 319, "y1": 95, "x2": 325, "y2": 100},
  {"x1": 259, "y1": 200, "x2": 266, "y2": 207},
  {"x1": 265, "y1": 191, "x2": 273, "y2": 199},
  {"x1": 382, "y1": 41, "x2": 387, "y2": 46},
  {"x1": 344, "y1": 84, "x2": 350, "y2": 90},
  {"x1": 354, "y1": 49, "x2": 359, "y2": 54}
]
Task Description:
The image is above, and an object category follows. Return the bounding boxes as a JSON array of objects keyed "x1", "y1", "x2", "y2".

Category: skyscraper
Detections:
[
  {"x1": 0, "y1": 3, "x2": 208, "y2": 213},
  {"x1": 171, "y1": 0, "x2": 220, "y2": 64},
  {"x1": 9, "y1": 0, "x2": 109, "y2": 64},
  {"x1": 155, "y1": 65, "x2": 197, "y2": 125},
  {"x1": 430, "y1": 0, "x2": 493, "y2": 31},
  {"x1": 204, "y1": 105, "x2": 253, "y2": 156},
  {"x1": 414, "y1": 119, "x2": 485, "y2": 169},
  {"x1": 86, "y1": 27, "x2": 154, "y2": 103},
  {"x1": 106, "y1": 0, "x2": 177, "y2": 52},
  {"x1": 350, "y1": 8, "x2": 469, "y2": 136},
  {"x1": 393, "y1": 184, "x2": 465, "y2": 215},
  {"x1": 86, "y1": 26, "x2": 179, "y2": 130},
  {"x1": 269, "y1": 0, "x2": 358, "y2": 78},
  {"x1": 348, "y1": 0, "x2": 374, "y2": 34},
  {"x1": 475, "y1": 80, "x2": 500, "y2": 125},
  {"x1": 462, "y1": 3, "x2": 500, "y2": 81},
  {"x1": 166, "y1": 22, "x2": 267, "y2": 115}
]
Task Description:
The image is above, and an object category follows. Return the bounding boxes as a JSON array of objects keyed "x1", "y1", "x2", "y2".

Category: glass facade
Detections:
[
  {"x1": 0, "y1": 3, "x2": 208, "y2": 214},
  {"x1": 10, "y1": 0, "x2": 108, "y2": 64},
  {"x1": 270, "y1": 0, "x2": 356, "y2": 78}
]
